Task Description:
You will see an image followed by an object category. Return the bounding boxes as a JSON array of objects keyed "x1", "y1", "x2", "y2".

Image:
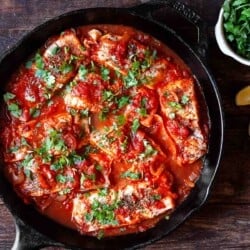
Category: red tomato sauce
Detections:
[{"x1": 0, "y1": 25, "x2": 209, "y2": 238}]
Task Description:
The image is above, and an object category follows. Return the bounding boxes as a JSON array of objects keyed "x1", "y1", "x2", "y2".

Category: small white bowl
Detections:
[{"x1": 215, "y1": 7, "x2": 250, "y2": 66}]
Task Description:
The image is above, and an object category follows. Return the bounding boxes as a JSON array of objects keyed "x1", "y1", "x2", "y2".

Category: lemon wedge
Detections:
[{"x1": 235, "y1": 86, "x2": 250, "y2": 106}]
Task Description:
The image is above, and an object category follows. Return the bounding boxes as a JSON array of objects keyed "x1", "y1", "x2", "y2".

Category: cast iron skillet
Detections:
[{"x1": 0, "y1": 0, "x2": 224, "y2": 249}]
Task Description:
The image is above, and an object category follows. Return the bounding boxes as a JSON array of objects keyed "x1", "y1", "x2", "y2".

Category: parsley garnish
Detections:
[
  {"x1": 139, "y1": 139, "x2": 157, "y2": 160},
  {"x1": 168, "y1": 101, "x2": 182, "y2": 109},
  {"x1": 35, "y1": 69, "x2": 55, "y2": 89},
  {"x1": 25, "y1": 60, "x2": 33, "y2": 69},
  {"x1": 121, "y1": 170, "x2": 141, "y2": 180},
  {"x1": 152, "y1": 194, "x2": 162, "y2": 201},
  {"x1": 79, "y1": 65, "x2": 88, "y2": 80},
  {"x1": 37, "y1": 129, "x2": 67, "y2": 163},
  {"x1": 85, "y1": 198, "x2": 119, "y2": 226},
  {"x1": 50, "y1": 45, "x2": 60, "y2": 55},
  {"x1": 98, "y1": 107, "x2": 109, "y2": 121},
  {"x1": 29, "y1": 107, "x2": 40, "y2": 118},
  {"x1": 116, "y1": 114, "x2": 126, "y2": 126},
  {"x1": 3, "y1": 92, "x2": 15, "y2": 102},
  {"x1": 138, "y1": 97, "x2": 147, "y2": 116},
  {"x1": 7, "y1": 103, "x2": 22, "y2": 118},
  {"x1": 56, "y1": 174, "x2": 73, "y2": 183},
  {"x1": 34, "y1": 52, "x2": 56, "y2": 88},
  {"x1": 21, "y1": 154, "x2": 34, "y2": 178},
  {"x1": 181, "y1": 95, "x2": 189, "y2": 105},
  {"x1": 131, "y1": 118, "x2": 140, "y2": 133},
  {"x1": 60, "y1": 62, "x2": 73, "y2": 74},
  {"x1": 101, "y1": 66, "x2": 110, "y2": 81},
  {"x1": 223, "y1": 0, "x2": 250, "y2": 59},
  {"x1": 102, "y1": 90, "x2": 115, "y2": 102},
  {"x1": 98, "y1": 188, "x2": 108, "y2": 196},
  {"x1": 35, "y1": 52, "x2": 44, "y2": 69},
  {"x1": 50, "y1": 157, "x2": 67, "y2": 170},
  {"x1": 117, "y1": 96, "x2": 130, "y2": 108},
  {"x1": 95, "y1": 164, "x2": 103, "y2": 171},
  {"x1": 58, "y1": 188, "x2": 71, "y2": 195},
  {"x1": 123, "y1": 70, "x2": 138, "y2": 88}
]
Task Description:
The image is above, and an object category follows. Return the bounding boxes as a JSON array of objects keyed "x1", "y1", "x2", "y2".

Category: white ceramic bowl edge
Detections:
[{"x1": 215, "y1": 8, "x2": 250, "y2": 66}]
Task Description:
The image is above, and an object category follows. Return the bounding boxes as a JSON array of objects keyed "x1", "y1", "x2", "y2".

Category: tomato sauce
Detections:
[{"x1": 0, "y1": 25, "x2": 209, "y2": 238}]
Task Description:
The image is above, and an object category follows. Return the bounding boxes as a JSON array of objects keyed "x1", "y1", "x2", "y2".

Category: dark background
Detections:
[{"x1": 0, "y1": 0, "x2": 249, "y2": 249}]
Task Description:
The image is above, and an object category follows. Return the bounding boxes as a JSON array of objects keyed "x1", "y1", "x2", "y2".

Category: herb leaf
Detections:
[
  {"x1": 131, "y1": 118, "x2": 140, "y2": 133},
  {"x1": 7, "y1": 103, "x2": 22, "y2": 118},
  {"x1": 100, "y1": 66, "x2": 110, "y2": 81},
  {"x1": 121, "y1": 170, "x2": 141, "y2": 180},
  {"x1": 3, "y1": 92, "x2": 15, "y2": 102},
  {"x1": 79, "y1": 65, "x2": 88, "y2": 80},
  {"x1": 117, "y1": 96, "x2": 130, "y2": 108}
]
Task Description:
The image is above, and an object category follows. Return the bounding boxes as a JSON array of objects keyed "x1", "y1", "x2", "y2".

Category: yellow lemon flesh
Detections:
[{"x1": 235, "y1": 86, "x2": 250, "y2": 106}]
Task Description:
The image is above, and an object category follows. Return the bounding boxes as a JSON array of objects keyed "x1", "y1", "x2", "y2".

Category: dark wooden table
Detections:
[{"x1": 0, "y1": 0, "x2": 249, "y2": 249}]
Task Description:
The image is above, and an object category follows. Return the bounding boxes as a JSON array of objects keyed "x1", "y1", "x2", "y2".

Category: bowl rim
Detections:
[{"x1": 215, "y1": 7, "x2": 250, "y2": 66}]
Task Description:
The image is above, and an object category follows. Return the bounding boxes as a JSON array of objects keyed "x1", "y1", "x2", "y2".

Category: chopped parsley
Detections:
[
  {"x1": 138, "y1": 97, "x2": 147, "y2": 116},
  {"x1": 142, "y1": 48, "x2": 157, "y2": 69},
  {"x1": 100, "y1": 66, "x2": 110, "y2": 81},
  {"x1": 50, "y1": 152, "x2": 83, "y2": 171},
  {"x1": 116, "y1": 114, "x2": 126, "y2": 126},
  {"x1": 29, "y1": 107, "x2": 40, "y2": 118},
  {"x1": 168, "y1": 101, "x2": 182, "y2": 110},
  {"x1": 121, "y1": 170, "x2": 141, "y2": 180},
  {"x1": 80, "y1": 109, "x2": 89, "y2": 117},
  {"x1": 181, "y1": 95, "x2": 189, "y2": 105},
  {"x1": 7, "y1": 103, "x2": 22, "y2": 118},
  {"x1": 80, "y1": 173, "x2": 96, "y2": 182},
  {"x1": 98, "y1": 188, "x2": 108, "y2": 196},
  {"x1": 84, "y1": 198, "x2": 119, "y2": 226},
  {"x1": 139, "y1": 139, "x2": 157, "y2": 160},
  {"x1": 56, "y1": 174, "x2": 73, "y2": 183},
  {"x1": 102, "y1": 90, "x2": 115, "y2": 102},
  {"x1": 50, "y1": 156, "x2": 69, "y2": 171},
  {"x1": 21, "y1": 154, "x2": 35, "y2": 178},
  {"x1": 223, "y1": 0, "x2": 250, "y2": 59},
  {"x1": 3, "y1": 92, "x2": 16, "y2": 102},
  {"x1": 33, "y1": 52, "x2": 56, "y2": 89},
  {"x1": 131, "y1": 118, "x2": 140, "y2": 133},
  {"x1": 117, "y1": 95, "x2": 130, "y2": 109},
  {"x1": 151, "y1": 194, "x2": 162, "y2": 201},
  {"x1": 3, "y1": 93, "x2": 22, "y2": 118},
  {"x1": 58, "y1": 188, "x2": 71, "y2": 195},
  {"x1": 79, "y1": 65, "x2": 88, "y2": 80},
  {"x1": 131, "y1": 60, "x2": 140, "y2": 73},
  {"x1": 50, "y1": 45, "x2": 60, "y2": 55},
  {"x1": 25, "y1": 60, "x2": 33, "y2": 69},
  {"x1": 123, "y1": 70, "x2": 138, "y2": 88},
  {"x1": 98, "y1": 107, "x2": 109, "y2": 121},
  {"x1": 120, "y1": 137, "x2": 128, "y2": 153},
  {"x1": 60, "y1": 62, "x2": 73, "y2": 74},
  {"x1": 35, "y1": 52, "x2": 44, "y2": 69},
  {"x1": 95, "y1": 164, "x2": 103, "y2": 171},
  {"x1": 35, "y1": 69, "x2": 56, "y2": 89},
  {"x1": 37, "y1": 129, "x2": 67, "y2": 163}
]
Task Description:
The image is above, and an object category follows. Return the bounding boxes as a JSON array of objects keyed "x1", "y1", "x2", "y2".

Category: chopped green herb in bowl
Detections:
[
  {"x1": 215, "y1": 0, "x2": 250, "y2": 65},
  {"x1": 223, "y1": 0, "x2": 250, "y2": 59}
]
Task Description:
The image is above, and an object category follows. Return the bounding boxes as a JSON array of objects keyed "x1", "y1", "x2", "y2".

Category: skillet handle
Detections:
[
  {"x1": 129, "y1": 0, "x2": 208, "y2": 61},
  {"x1": 12, "y1": 217, "x2": 63, "y2": 250}
]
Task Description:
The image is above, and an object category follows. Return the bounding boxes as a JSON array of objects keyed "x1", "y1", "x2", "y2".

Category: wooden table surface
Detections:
[{"x1": 0, "y1": 0, "x2": 249, "y2": 249}]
